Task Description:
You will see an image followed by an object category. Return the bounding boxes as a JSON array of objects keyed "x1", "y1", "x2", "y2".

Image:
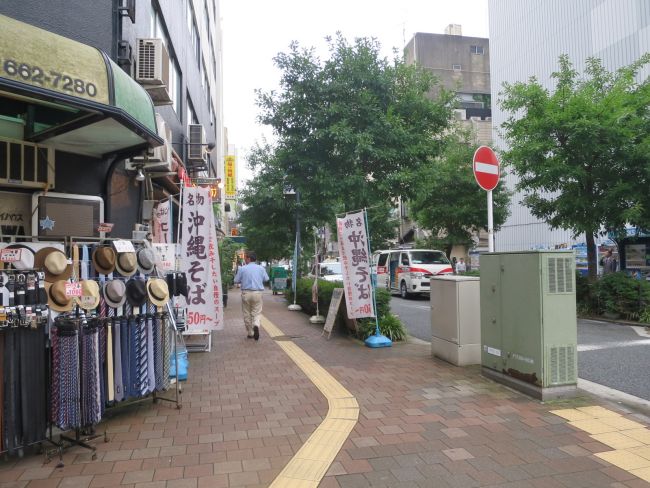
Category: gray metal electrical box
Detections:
[
  {"x1": 430, "y1": 276, "x2": 481, "y2": 366},
  {"x1": 480, "y1": 250, "x2": 577, "y2": 400}
]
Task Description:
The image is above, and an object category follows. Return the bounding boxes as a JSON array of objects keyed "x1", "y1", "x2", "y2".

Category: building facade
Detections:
[
  {"x1": 401, "y1": 26, "x2": 491, "y2": 250},
  {"x1": 0, "y1": 0, "x2": 225, "y2": 238},
  {"x1": 489, "y1": 0, "x2": 650, "y2": 251}
]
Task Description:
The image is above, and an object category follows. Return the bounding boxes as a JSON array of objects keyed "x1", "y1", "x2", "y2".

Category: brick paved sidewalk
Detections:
[
  {"x1": 0, "y1": 289, "x2": 649, "y2": 487},
  {"x1": 260, "y1": 292, "x2": 650, "y2": 488}
]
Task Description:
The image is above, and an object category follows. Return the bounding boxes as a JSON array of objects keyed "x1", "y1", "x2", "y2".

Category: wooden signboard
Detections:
[{"x1": 322, "y1": 288, "x2": 344, "y2": 339}]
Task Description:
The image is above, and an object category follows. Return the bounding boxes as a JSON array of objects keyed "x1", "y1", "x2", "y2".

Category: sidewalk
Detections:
[{"x1": 0, "y1": 290, "x2": 649, "y2": 487}]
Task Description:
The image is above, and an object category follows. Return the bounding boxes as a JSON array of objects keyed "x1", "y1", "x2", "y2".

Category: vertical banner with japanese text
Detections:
[
  {"x1": 180, "y1": 186, "x2": 224, "y2": 331},
  {"x1": 152, "y1": 200, "x2": 172, "y2": 243},
  {"x1": 225, "y1": 155, "x2": 237, "y2": 198},
  {"x1": 336, "y1": 210, "x2": 375, "y2": 319}
]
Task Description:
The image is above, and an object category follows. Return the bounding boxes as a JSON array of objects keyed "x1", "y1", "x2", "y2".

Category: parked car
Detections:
[
  {"x1": 372, "y1": 249, "x2": 453, "y2": 298},
  {"x1": 309, "y1": 261, "x2": 343, "y2": 282}
]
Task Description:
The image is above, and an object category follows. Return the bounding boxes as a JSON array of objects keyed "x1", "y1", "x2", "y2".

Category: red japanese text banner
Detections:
[
  {"x1": 336, "y1": 210, "x2": 375, "y2": 319},
  {"x1": 180, "y1": 186, "x2": 224, "y2": 331}
]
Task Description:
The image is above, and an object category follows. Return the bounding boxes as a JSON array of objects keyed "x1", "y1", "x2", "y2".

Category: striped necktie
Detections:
[
  {"x1": 138, "y1": 315, "x2": 148, "y2": 395},
  {"x1": 153, "y1": 313, "x2": 163, "y2": 390},
  {"x1": 146, "y1": 305, "x2": 156, "y2": 395},
  {"x1": 162, "y1": 313, "x2": 171, "y2": 390}
]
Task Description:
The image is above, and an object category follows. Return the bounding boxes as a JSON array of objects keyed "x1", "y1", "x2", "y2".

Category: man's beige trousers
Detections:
[{"x1": 241, "y1": 290, "x2": 263, "y2": 336}]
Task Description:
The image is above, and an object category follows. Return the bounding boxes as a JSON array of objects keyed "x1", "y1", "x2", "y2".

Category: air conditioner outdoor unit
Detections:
[
  {"x1": 0, "y1": 136, "x2": 55, "y2": 189},
  {"x1": 136, "y1": 38, "x2": 172, "y2": 105},
  {"x1": 126, "y1": 113, "x2": 172, "y2": 172},
  {"x1": 187, "y1": 124, "x2": 206, "y2": 162}
]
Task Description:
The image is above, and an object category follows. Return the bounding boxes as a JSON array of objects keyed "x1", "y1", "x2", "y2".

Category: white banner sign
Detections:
[
  {"x1": 336, "y1": 210, "x2": 375, "y2": 319},
  {"x1": 180, "y1": 187, "x2": 224, "y2": 331},
  {"x1": 152, "y1": 243, "x2": 177, "y2": 273},
  {"x1": 152, "y1": 200, "x2": 172, "y2": 244}
]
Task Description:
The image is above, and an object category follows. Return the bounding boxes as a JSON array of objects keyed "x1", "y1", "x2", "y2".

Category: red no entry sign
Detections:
[{"x1": 473, "y1": 146, "x2": 500, "y2": 191}]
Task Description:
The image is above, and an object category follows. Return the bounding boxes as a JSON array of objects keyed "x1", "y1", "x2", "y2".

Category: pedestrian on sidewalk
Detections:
[
  {"x1": 456, "y1": 257, "x2": 467, "y2": 274},
  {"x1": 600, "y1": 249, "x2": 617, "y2": 274},
  {"x1": 234, "y1": 252, "x2": 269, "y2": 340}
]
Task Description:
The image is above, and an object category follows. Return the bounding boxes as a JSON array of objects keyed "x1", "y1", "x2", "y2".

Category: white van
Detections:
[{"x1": 372, "y1": 249, "x2": 453, "y2": 298}]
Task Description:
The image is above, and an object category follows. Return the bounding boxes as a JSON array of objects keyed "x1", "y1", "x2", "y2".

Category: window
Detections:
[
  {"x1": 186, "y1": 94, "x2": 198, "y2": 125},
  {"x1": 170, "y1": 59, "x2": 182, "y2": 115},
  {"x1": 150, "y1": 7, "x2": 182, "y2": 114},
  {"x1": 470, "y1": 45, "x2": 485, "y2": 55},
  {"x1": 452, "y1": 64, "x2": 462, "y2": 71},
  {"x1": 401, "y1": 253, "x2": 410, "y2": 266},
  {"x1": 187, "y1": 3, "x2": 201, "y2": 67},
  {"x1": 377, "y1": 253, "x2": 388, "y2": 266},
  {"x1": 409, "y1": 251, "x2": 450, "y2": 265},
  {"x1": 202, "y1": 60, "x2": 208, "y2": 89}
]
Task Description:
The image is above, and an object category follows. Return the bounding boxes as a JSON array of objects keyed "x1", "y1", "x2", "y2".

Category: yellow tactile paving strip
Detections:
[
  {"x1": 551, "y1": 406, "x2": 650, "y2": 483},
  {"x1": 261, "y1": 316, "x2": 359, "y2": 488}
]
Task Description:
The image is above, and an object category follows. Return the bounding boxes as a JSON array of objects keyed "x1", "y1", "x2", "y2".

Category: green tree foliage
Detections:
[
  {"x1": 409, "y1": 131, "x2": 510, "y2": 256},
  {"x1": 218, "y1": 237, "x2": 241, "y2": 288},
  {"x1": 238, "y1": 34, "x2": 455, "y2": 258},
  {"x1": 499, "y1": 54, "x2": 650, "y2": 280}
]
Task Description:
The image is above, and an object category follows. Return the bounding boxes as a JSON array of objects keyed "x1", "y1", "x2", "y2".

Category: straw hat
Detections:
[
  {"x1": 125, "y1": 278, "x2": 147, "y2": 307},
  {"x1": 136, "y1": 247, "x2": 156, "y2": 275},
  {"x1": 103, "y1": 279, "x2": 126, "y2": 308},
  {"x1": 46, "y1": 280, "x2": 74, "y2": 312},
  {"x1": 116, "y1": 252, "x2": 137, "y2": 277},
  {"x1": 75, "y1": 280, "x2": 100, "y2": 311},
  {"x1": 146, "y1": 278, "x2": 169, "y2": 307},
  {"x1": 35, "y1": 247, "x2": 72, "y2": 282},
  {"x1": 92, "y1": 246, "x2": 116, "y2": 275}
]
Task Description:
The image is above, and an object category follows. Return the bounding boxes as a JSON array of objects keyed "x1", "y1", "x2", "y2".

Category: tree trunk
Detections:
[{"x1": 586, "y1": 232, "x2": 598, "y2": 283}]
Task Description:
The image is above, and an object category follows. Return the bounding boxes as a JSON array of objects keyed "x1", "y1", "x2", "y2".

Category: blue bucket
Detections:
[{"x1": 170, "y1": 350, "x2": 189, "y2": 381}]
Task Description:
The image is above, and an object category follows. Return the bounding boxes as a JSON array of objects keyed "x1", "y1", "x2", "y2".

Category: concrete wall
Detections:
[
  {"x1": 406, "y1": 32, "x2": 491, "y2": 96},
  {"x1": 0, "y1": 0, "x2": 115, "y2": 55}
]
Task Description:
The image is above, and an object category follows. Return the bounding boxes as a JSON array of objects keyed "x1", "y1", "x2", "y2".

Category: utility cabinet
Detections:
[
  {"x1": 480, "y1": 251, "x2": 577, "y2": 400},
  {"x1": 430, "y1": 276, "x2": 481, "y2": 366}
]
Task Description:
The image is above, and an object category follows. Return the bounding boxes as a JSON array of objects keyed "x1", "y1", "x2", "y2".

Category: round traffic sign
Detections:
[{"x1": 473, "y1": 146, "x2": 500, "y2": 191}]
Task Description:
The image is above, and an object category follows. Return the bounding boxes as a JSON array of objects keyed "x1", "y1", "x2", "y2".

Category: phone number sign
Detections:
[{"x1": 0, "y1": 14, "x2": 110, "y2": 105}]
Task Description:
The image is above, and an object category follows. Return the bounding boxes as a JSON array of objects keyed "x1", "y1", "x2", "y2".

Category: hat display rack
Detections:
[{"x1": 0, "y1": 236, "x2": 183, "y2": 464}]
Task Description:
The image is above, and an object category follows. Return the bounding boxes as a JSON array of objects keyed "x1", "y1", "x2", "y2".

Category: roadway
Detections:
[{"x1": 390, "y1": 295, "x2": 650, "y2": 402}]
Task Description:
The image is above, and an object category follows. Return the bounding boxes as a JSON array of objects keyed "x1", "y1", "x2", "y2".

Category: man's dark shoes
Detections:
[{"x1": 253, "y1": 326, "x2": 260, "y2": 341}]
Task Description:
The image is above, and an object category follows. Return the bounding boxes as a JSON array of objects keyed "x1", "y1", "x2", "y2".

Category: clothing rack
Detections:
[{"x1": 0, "y1": 269, "x2": 62, "y2": 463}]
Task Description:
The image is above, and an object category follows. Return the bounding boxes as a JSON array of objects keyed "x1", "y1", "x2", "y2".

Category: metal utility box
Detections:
[
  {"x1": 480, "y1": 251, "x2": 577, "y2": 400},
  {"x1": 430, "y1": 276, "x2": 481, "y2": 366}
]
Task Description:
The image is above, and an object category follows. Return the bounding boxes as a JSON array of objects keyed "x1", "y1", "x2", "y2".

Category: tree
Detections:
[
  {"x1": 409, "y1": 131, "x2": 510, "y2": 257},
  {"x1": 240, "y1": 34, "x2": 455, "y2": 256},
  {"x1": 499, "y1": 54, "x2": 650, "y2": 281}
]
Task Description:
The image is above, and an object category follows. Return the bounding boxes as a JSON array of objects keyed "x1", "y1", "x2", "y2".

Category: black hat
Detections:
[{"x1": 125, "y1": 278, "x2": 147, "y2": 307}]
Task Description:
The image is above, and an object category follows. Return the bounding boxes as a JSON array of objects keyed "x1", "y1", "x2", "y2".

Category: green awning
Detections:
[{"x1": 0, "y1": 14, "x2": 162, "y2": 158}]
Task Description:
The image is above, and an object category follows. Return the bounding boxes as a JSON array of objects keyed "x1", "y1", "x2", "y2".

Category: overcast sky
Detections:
[{"x1": 221, "y1": 0, "x2": 489, "y2": 184}]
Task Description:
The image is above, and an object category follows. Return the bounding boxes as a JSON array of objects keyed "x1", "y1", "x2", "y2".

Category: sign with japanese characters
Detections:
[
  {"x1": 180, "y1": 186, "x2": 223, "y2": 331},
  {"x1": 225, "y1": 155, "x2": 236, "y2": 198},
  {"x1": 152, "y1": 243, "x2": 176, "y2": 273},
  {"x1": 152, "y1": 200, "x2": 172, "y2": 244},
  {"x1": 336, "y1": 210, "x2": 375, "y2": 319}
]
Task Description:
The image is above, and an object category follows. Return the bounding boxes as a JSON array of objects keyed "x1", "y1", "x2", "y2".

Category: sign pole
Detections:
[
  {"x1": 488, "y1": 190, "x2": 494, "y2": 252},
  {"x1": 473, "y1": 146, "x2": 500, "y2": 253}
]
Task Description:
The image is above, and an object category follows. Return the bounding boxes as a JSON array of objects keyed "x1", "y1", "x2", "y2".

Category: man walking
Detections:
[
  {"x1": 234, "y1": 252, "x2": 269, "y2": 340},
  {"x1": 600, "y1": 249, "x2": 617, "y2": 275}
]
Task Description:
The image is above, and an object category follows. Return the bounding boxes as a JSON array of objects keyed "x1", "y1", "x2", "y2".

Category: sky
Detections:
[{"x1": 221, "y1": 0, "x2": 489, "y2": 185}]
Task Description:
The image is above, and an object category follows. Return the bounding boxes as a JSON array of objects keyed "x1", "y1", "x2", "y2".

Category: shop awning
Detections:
[{"x1": 0, "y1": 14, "x2": 162, "y2": 158}]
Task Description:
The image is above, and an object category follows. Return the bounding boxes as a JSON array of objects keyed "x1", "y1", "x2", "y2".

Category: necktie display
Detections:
[
  {"x1": 0, "y1": 244, "x2": 179, "y2": 459},
  {"x1": 51, "y1": 322, "x2": 81, "y2": 431}
]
